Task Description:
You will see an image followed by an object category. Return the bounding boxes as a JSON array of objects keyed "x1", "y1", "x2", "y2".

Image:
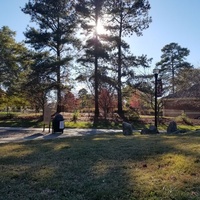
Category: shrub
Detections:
[
  {"x1": 175, "y1": 112, "x2": 193, "y2": 125},
  {"x1": 72, "y1": 110, "x2": 79, "y2": 123},
  {"x1": 124, "y1": 108, "x2": 140, "y2": 122},
  {"x1": 0, "y1": 112, "x2": 16, "y2": 120}
]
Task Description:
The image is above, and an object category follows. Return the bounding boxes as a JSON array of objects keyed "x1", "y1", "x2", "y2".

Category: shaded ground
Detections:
[
  {"x1": 0, "y1": 127, "x2": 121, "y2": 143},
  {"x1": 0, "y1": 131, "x2": 199, "y2": 200}
]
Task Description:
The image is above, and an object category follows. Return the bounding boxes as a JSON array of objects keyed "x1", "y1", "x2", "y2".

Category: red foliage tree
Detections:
[
  {"x1": 62, "y1": 91, "x2": 79, "y2": 112},
  {"x1": 129, "y1": 91, "x2": 141, "y2": 109},
  {"x1": 99, "y1": 88, "x2": 117, "y2": 120}
]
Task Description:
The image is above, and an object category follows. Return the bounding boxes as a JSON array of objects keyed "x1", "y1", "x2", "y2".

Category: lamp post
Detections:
[{"x1": 153, "y1": 68, "x2": 159, "y2": 129}]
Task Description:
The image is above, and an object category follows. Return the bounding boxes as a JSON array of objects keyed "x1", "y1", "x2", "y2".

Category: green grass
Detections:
[
  {"x1": 0, "y1": 112, "x2": 43, "y2": 127},
  {"x1": 65, "y1": 121, "x2": 122, "y2": 129},
  {"x1": 0, "y1": 131, "x2": 200, "y2": 200},
  {"x1": 1, "y1": 112, "x2": 200, "y2": 133},
  {"x1": 0, "y1": 113, "x2": 123, "y2": 129}
]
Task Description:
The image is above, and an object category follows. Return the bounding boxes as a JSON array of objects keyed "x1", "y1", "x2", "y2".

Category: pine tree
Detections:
[
  {"x1": 22, "y1": 0, "x2": 78, "y2": 112},
  {"x1": 104, "y1": 0, "x2": 152, "y2": 118},
  {"x1": 76, "y1": 0, "x2": 108, "y2": 124},
  {"x1": 156, "y1": 42, "x2": 193, "y2": 94}
]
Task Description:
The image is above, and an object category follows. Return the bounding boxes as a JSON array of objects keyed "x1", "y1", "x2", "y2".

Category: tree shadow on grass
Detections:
[
  {"x1": 24, "y1": 133, "x2": 44, "y2": 140},
  {"x1": 0, "y1": 132, "x2": 199, "y2": 200}
]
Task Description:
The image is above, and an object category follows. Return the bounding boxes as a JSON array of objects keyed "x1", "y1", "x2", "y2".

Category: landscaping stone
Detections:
[
  {"x1": 141, "y1": 128, "x2": 149, "y2": 134},
  {"x1": 141, "y1": 125, "x2": 158, "y2": 134},
  {"x1": 122, "y1": 122, "x2": 133, "y2": 135},
  {"x1": 149, "y1": 125, "x2": 158, "y2": 134},
  {"x1": 167, "y1": 121, "x2": 179, "y2": 134}
]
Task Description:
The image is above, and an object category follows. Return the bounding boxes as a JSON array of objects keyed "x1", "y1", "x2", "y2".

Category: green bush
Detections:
[
  {"x1": 175, "y1": 112, "x2": 193, "y2": 125},
  {"x1": 0, "y1": 112, "x2": 16, "y2": 120},
  {"x1": 124, "y1": 108, "x2": 140, "y2": 122},
  {"x1": 72, "y1": 110, "x2": 79, "y2": 123}
]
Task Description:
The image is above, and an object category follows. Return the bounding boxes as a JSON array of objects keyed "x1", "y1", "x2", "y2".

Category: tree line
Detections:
[{"x1": 0, "y1": 0, "x2": 197, "y2": 123}]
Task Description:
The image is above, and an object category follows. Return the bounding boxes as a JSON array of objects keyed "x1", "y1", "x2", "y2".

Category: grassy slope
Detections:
[{"x1": 0, "y1": 132, "x2": 199, "y2": 200}]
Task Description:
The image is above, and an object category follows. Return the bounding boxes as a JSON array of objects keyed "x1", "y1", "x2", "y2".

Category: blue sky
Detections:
[{"x1": 1, "y1": 0, "x2": 200, "y2": 70}]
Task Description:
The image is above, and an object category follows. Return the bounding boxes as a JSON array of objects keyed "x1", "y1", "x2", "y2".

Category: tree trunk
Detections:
[
  {"x1": 94, "y1": 45, "x2": 99, "y2": 125},
  {"x1": 117, "y1": 14, "x2": 124, "y2": 119},
  {"x1": 56, "y1": 34, "x2": 62, "y2": 113},
  {"x1": 93, "y1": 10, "x2": 100, "y2": 125}
]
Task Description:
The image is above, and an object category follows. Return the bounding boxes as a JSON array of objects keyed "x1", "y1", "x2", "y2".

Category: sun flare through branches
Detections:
[{"x1": 95, "y1": 19, "x2": 108, "y2": 35}]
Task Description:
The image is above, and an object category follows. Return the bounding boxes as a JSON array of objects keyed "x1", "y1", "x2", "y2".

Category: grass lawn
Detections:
[
  {"x1": 1, "y1": 112, "x2": 200, "y2": 131},
  {"x1": 0, "y1": 131, "x2": 200, "y2": 200}
]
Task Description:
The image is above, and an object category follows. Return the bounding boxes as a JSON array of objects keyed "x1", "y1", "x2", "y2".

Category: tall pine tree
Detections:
[
  {"x1": 104, "y1": 0, "x2": 152, "y2": 118},
  {"x1": 76, "y1": 0, "x2": 109, "y2": 124},
  {"x1": 22, "y1": 0, "x2": 78, "y2": 112},
  {"x1": 156, "y1": 42, "x2": 193, "y2": 94}
]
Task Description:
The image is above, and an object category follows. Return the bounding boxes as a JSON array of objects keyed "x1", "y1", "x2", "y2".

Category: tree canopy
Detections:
[
  {"x1": 0, "y1": 26, "x2": 29, "y2": 90},
  {"x1": 1, "y1": 1, "x2": 197, "y2": 123},
  {"x1": 22, "y1": 0, "x2": 78, "y2": 112},
  {"x1": 156, "y1": 42, "x2": 193, "y2": 95}
]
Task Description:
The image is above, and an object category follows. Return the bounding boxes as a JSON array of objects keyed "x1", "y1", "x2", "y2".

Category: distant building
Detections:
[{"x1": 163, "y1": 84, "x2": 200, "y2": 118}]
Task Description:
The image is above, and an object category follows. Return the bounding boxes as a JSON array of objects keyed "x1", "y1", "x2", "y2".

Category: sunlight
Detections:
[{"x1": 96, "y1": 20, "x2": 106, "y2": 34}]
